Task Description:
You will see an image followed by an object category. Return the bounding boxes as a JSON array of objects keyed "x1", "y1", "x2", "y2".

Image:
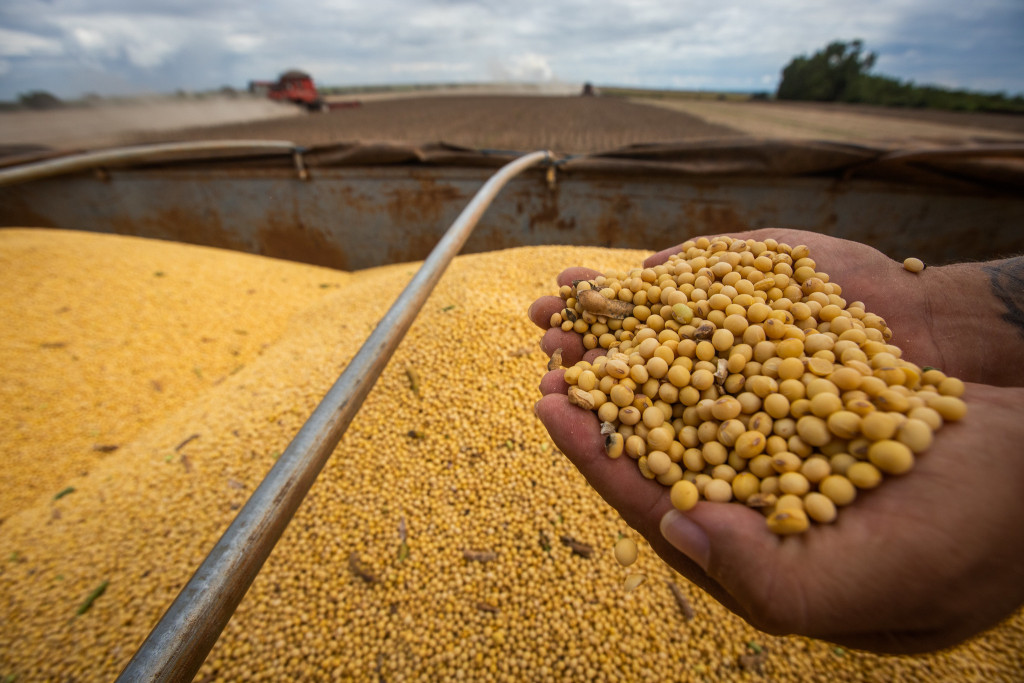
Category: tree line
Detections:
[{"x1": 777, "y1": 40, "x2": 1024, "y2": 114}]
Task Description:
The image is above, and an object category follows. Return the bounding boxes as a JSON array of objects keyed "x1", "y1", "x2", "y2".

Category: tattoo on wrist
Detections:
[{"x1": 984, "y1": 258, "x2": 1024, "y2": 337}]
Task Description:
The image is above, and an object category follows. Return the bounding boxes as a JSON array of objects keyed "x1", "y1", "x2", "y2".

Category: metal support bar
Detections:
[
  {"x1": 292, "y1": 148, "x2": 309, "y2": 181},
  {"x1": 116, "y1": 149, "x2": 552, "y2": 682}
]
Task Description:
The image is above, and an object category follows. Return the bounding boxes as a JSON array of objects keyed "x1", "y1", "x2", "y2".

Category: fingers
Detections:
[
  {"x1": 539, "y1": 369, "x2": 567, "y2": 396},
  {"x1": 665, "y1": 502, "x2": 801, "y2": 634},
  {"x1": 530, "y1": 267, "x2": 608, "y2": 366},
  {"x1": 557, "y1": 266, "x2": 602, "y2": 288},
  {"x1": 529, "y1": 292, "x2": 586, "y2": 364},
  {"x1": 535, "y1": 394, "x2": 678, "y2": 533},
  {"x1": 535, "y1": 385, "x2": 804, "y2": 630},
  {"x1": 539, "y1": 328, "x2": 587, "y2": 366},
  {"x1": 527, "y1": 295, "x2": 567, "y2": 329},
  {"x1": 676, "y1": 503, "x2": 782, "y2": 578},
  {"x1": 533, "y1": 393, "x2": 745, "y2": 613},
  {"x1": 534, "y1": 392, "x2": 679, "y2": 551},
  {"x1": 643, "y1": 228, "x2": 819, "y2": 268},
  {"x1": 644, "y1": 244, "x2": 687, "y2": 268},
  {"x1": 527, "y1": 263, "x2": 603, "y2": 332}
]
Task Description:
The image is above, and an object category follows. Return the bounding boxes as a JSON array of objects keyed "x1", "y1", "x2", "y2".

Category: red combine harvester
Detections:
[{"x1": 249, "y1": 70, "x2": 347, "y2": 112}]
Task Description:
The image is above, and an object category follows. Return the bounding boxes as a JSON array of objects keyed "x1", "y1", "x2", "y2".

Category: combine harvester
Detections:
[
  {"x1": 0, "y1": 134, "x2": 1022, "y2": 680},
  {"x1": 248, "y1": 69, "x2": 360, "y2": 112}
]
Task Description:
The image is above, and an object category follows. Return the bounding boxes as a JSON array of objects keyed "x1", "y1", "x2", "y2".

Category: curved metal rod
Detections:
[
  {"x1": 876, "y1": 142, "x2": 1024, "y2": 163},
  {"x1": 0, "y1": 140, "x2": 301, "y2": 187},
  {"x1": 116, "y1": 149, "x2": 553, "y2": 682}
]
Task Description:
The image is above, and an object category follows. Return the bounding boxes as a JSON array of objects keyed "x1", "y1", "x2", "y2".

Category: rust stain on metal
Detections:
[
  {"x1": 527, "y1": 188, "x2": 576, "y2": 232},
  {"x1": 386, "y1": 177, "x2": 463, "y2": 226},
  {"x1": 384, "y1": 221, "x2": 445, "y2": 265},
  {"x1": 0, "y1": 191, "x2": 57, "y2": 228},
  {"x1": 587, "y1": 189, "x2": 635, "y2": 248},
  {"x1": 594, "y1": 215, "x2": 622, "y2": 248},
  {"x1": 258, "y1": 217, "x2": 351, "y2": 270},
  {"x1": 683, "y1": 200, "x2": 748, "y2": 235},
  {"x1": 326, "y1": 182, "x2": 378, "y2": 218},
  {"x1": 107, "y1": 205, "x2": 250, "y2": 254},
  {"x1": 377, "y1": 177, "x2": 468, "y2": 264}
]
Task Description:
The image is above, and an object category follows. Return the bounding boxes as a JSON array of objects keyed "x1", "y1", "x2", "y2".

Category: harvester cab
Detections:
[{"x1": 249, "y1": 70, "x2": 325, "y2": 111}]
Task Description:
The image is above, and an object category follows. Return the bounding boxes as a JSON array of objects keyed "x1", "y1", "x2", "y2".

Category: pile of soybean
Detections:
[
  {"x1": 1, "y1": 229, "x2": 1021, "y2": 682},
  {"x1": 553, "y1": 236, "x2": 967, "y2": 534}
]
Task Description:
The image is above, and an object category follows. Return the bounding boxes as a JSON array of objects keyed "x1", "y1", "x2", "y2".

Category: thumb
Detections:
[{"x1": 660, "y1": 503, "x2": 805, "y2": 635}]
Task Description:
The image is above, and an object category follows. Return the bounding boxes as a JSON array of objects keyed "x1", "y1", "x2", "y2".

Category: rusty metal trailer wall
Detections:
[
  {"x1": 3, "y1": 140, "x2": 1023, "y2": 267},
  {"x1": 1, "y1": 165, "x2": 1021, "y2": 269}
]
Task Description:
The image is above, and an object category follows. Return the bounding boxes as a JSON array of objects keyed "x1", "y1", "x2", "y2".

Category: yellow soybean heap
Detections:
[
  {"x1": 552, "y1": 235, "x2": 967, "y2": 534},
  {"x1": 3, "y1": 229, "x2": 1019, "y2": 682}
]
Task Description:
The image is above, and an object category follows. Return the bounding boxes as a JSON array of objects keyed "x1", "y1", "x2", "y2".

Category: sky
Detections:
[{"x1": 1, "y1": 0, "x2": 1022, "y2": 101}]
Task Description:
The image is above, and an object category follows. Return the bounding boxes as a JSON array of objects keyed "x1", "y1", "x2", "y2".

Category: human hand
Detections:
[
  {"x1": 652, "y1": 228, "x2": 1019, "y2": 387},
  {"x1": 528, "y1": 229, "x2": 1024, "y2": 654},
  {"x1": 530, "y1": 229, "x2": 947, "y2": 377}
]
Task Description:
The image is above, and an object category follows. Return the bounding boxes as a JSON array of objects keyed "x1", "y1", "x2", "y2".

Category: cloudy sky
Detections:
[{"x1": 1, "y1": 0, "x2": 1022, "y2": 101}]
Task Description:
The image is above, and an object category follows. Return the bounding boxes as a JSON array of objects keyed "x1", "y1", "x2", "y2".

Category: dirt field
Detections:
[
  {"x1": 121, "y1": 94, "x2": 1024, "y2": 153},
  {"x1": 125, "y1": 95, "x2": 744, "y2": 154},
  {"x1": 636, "y1": 97, "x2": 1024, "y2": 146},
  {"x1": 3, "y1": 89, "x2": 1023, "y2": 155}
]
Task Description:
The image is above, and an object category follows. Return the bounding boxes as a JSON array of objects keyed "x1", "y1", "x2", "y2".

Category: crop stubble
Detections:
[
  {"x1": 6, "y1": 92, "x2": 1024, "y2": 154},
  {"x1": 127, "y1": 95, "x2": 745, "y2": 153}
]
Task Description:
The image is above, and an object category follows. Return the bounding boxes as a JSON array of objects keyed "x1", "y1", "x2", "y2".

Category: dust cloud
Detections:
[{"x1": 0, "y1": 96, "x2": 303, "y2": 151}]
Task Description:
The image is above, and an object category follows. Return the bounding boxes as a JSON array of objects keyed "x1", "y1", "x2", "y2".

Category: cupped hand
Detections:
[
  {"x1": 652, "y1": 229, "x2": 950, "y2": 382},
  {"x1": 528, "y1": 229, "x2": 946, "y2": 376},
  {"x1": 653, "y1": 228, "x2": 1017, "y2": 387},
  {"x1": 527, "y1": 229, "x2": 1024, "y2": 654},
  {"x1": 535, "y1": 380, "x2": 1024, "y2": 654}
]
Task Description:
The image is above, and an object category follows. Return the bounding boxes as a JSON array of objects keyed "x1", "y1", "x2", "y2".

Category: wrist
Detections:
[{"x1": 918, "y1": 259, "x2": 1024, "y2": 386}]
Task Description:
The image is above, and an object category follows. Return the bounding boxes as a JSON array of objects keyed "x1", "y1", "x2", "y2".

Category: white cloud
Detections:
[
  {"x1": 53, "y1": 14, "x2": 192, "y2": 69},
  {"x1": 224, "y1": 34, "x2": 265, "y2": 54},
  {"x1": 0, "y1": 27, "x2": 63, "y2": 57},
  {"x1": 387, "y1": 61, "x2": 474, "y2": 75},
  {"x1": 0, "y1": 0, "x2": 1021, "y2": 99},
  {"x1": 70, "y1": 26, "x2": 108, "y2": 52},
  {"x1": 125, "y1": 39, "x2": 177, "y2": 69},
  {"x1": 490, "y1": 53, "x2": 555, "y2": 82}
]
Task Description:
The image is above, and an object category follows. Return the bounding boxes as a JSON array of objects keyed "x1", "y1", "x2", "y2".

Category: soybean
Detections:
[
  {"x1": 614, "y1": 538, "x2": 639, "y2": 567},
  {"x1": 553, "y1": 235, "x2": 967, "y2": 537}
]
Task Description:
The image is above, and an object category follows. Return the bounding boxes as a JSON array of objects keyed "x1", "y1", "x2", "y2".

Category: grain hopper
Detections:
[{"x1": 1, "y1": 138, "x2": 1023, "y2": 681}]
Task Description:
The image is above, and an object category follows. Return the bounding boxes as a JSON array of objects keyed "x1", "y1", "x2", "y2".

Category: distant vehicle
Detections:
[{"x1": 249, "y1": 70, "x2": 326, "y2": 111}]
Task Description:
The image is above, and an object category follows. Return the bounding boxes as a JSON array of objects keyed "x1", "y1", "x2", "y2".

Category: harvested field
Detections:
[
  {"x1": 125, "y1": 95, "x2": 745, "y2": 154},
  {"x1": 5, "y1": 90, "x2": 1023, "y2": 155},
  {"x1": 635, "y1": 97, "x2": 1024, "y2": 146}
]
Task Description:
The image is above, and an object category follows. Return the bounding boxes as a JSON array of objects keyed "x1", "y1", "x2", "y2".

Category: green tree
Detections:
[
  {"x1": 18, "y1": 90, "x2": 63, "y2": 110},
  {"x1": 775, "y1": 39, "x2": 1024, "y2": 112},
  {"x1": 777, "y1": 40, "x2": 877, "y2": 102}
]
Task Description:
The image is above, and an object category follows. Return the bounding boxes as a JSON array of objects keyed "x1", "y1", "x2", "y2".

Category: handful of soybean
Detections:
[{"x1": 549, "y1": 236, "x2": 967, "y2": 535}]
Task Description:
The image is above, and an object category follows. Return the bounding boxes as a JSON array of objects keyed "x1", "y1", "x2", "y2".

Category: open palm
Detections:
[{"x1": 529, "y1": 229, "x2": 1024, "y2": 654}]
